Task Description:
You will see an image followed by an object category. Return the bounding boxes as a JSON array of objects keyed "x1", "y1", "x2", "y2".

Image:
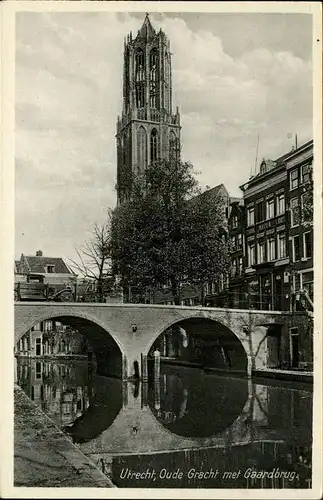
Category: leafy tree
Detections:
[
  {"x1": 111, "y1": 156, "x2": 230, "y2": 305},
  {"x1": 69, "y1": 221, "x2": 114, "y2": 302}
]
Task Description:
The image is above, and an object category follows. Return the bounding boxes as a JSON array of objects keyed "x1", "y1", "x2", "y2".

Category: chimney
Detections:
[{"x1": 36, "y1": 250, "x2": 43, "y2": 257}]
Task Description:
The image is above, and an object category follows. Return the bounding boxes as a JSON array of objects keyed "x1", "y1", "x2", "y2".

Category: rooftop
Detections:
[
  {"x1": 240, "y1": 139, "x2": 313, "y2": 191},
  {"x1": 18, "y1": 252, "x2": 75, "y2": 275}
]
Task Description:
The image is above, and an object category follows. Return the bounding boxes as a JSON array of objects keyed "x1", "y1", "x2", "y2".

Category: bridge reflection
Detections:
[
  {"x1": 147, "y1": 365, "x2": 248, "y2": 438},
  {"x1": 16, "y1": 358, "x2": 312, "y2": 488}
]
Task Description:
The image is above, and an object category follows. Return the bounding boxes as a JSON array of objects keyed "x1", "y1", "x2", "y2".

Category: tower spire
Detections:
[
  {"x1": 117, "y1": 15, "x2": 181, "y2": 204},
  {"x1": 138, "y1": 12, "x2": 155, "y2": 40}
]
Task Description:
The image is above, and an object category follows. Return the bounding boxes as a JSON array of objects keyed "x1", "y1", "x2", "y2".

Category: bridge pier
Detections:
[
  {"x1": 141, "y1": 354, "x2": 148, "y2": 381},
  {"x1": 247, "y1": 355, "x2": 252, "y2": 378}
]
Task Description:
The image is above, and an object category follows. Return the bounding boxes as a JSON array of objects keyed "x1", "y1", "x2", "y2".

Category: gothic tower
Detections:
[{"x1": 116, "y1": 14, "x2": 181, "y2": 204}]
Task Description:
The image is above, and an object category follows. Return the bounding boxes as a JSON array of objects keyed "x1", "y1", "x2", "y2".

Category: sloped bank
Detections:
[{"x1": 14, "y1": 385, "x2": 115, "y2": 488}]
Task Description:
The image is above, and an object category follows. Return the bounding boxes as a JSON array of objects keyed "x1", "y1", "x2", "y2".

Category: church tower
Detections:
[{"x1": 116, "y1": 14, "x2": 181, "y2": 204}]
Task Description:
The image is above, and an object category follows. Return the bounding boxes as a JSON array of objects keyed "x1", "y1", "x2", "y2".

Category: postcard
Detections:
[{"x1": 1, "y1": 1, "x2": 322, "y2": 499}]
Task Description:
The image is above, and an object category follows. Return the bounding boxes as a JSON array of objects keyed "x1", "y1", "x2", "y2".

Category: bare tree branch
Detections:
[{"x1": 68, "y1": 219, "x2": 114, "y2": 302}]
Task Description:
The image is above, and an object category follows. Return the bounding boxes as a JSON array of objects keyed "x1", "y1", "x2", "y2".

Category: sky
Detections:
[{"x1": 15, "y1": 11, "x2": 313, "y2": 264}]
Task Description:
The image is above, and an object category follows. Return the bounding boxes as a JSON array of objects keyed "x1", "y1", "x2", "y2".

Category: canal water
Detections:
[{"x1": 16, "y1": 358, "x2": 312, "y2": 489}]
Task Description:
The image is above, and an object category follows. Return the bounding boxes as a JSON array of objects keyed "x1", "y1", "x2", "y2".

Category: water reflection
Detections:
[
  {"x1": 147, "y1": 366, "x2": 248, "y2": 437},
  {"x1": 63, "y1": 377, "x2": 122, "y2": 443},
  {"x1": 16, "y1": 358, "x2": 93, "y2": 428},
  {"x1": 16, "y1": 358, "x2": 312, "y2": 489}
]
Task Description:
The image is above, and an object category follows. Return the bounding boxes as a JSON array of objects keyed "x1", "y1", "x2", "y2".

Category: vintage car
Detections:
[{"x1": 14, "y1": 273, "x2": 75, "y2": 302}]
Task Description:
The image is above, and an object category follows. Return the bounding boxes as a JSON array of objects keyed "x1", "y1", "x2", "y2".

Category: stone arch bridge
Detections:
[{"x1": 15, "y1": 303, "x2": 309, "y2": 379}]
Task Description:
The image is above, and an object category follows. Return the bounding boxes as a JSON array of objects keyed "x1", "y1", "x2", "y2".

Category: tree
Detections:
[
  {"x1": 111, "y1": 156, "x2": 230, "y2": 304},
  {"x1": 69, "y1": 221, "x2": 114, "y2": 302}
]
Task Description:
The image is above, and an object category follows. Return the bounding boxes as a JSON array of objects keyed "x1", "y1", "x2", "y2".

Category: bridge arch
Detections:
[
  {"x1": 143, "y1": 314, "x2": 249, "y2": 374},
  {"x1": 15, "y1": 310, "x2": 127, "y2": 379}
]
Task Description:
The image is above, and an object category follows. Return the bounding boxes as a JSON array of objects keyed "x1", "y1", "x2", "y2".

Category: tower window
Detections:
[
  {"x1": 135, "y1": 49, "x2": 145, "y2": 108},
  {"x1": 149, "y1": 49, "x2": 158, "y2": 109},
  {"x1": 135, "y1": 49, "x2": 145, "y2": 81},
  {"x1": 137, "y1": 126, "x2": 147, "y2": 172},
  {"x1": 150, "y1": 48, "x2": 158, "y2": 69},
  {"x1": 150, "y1": 129, "x2": 158, "y2": 163},
  {"x1": 136, "y1": 85, "x2": 145, "y2": 108}
]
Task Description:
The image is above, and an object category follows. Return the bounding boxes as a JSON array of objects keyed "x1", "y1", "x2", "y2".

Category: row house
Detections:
[
  {"x1": 228, "y1": 139, "x2": 313, "y2": 312},
  {"x1": 227, "y1": 200, "x2": 245, "y2": 308},
  {"x1": 16, "y1": 250, "x2": 77, "y2": 286},
  {"x1": 15, "y1": 320, "x2": 93, "y2": 358},
  {"x1": 285, "y1": 143, "x2": 313, "y2": 304}
]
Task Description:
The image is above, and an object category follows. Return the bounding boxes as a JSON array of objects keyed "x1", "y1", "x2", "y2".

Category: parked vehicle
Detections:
[{"x1": 14, "y1": 274, "x2": 75, "y2": 302}]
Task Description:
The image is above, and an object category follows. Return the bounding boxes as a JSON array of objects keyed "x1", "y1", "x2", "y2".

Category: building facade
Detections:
[
  {"x1": 285, "y1": 142, "x2": 313, "y2": 307},
  {"x1": 228, "y1": 139, "x2": 313, "y2": 313},
  {"x1": 240, "y1": 156, "x2": 290, "y2": 311},
  {"x1": 116, "y1": 14, "x2": 181, "y2": 204},
  {"x1": 15, "y1": 319, "x2": 93, "y2": 358},
  {"x1": 16, "y1": 250, "x2": 77, "y2": 287},
  {"x1": 227, "y1": 200, "x2": 246, "y2": 308}
]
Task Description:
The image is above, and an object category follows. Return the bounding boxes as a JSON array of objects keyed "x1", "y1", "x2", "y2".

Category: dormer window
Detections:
[
  {"x1": 47, "y1": 265, "x2": 55, "y2": 273},
  {"x1": 260, "y1": 160, "x2": 267, "y2": 175}
]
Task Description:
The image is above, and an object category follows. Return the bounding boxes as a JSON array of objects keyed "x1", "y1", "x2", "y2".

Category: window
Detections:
[
  {"x1": 303, "y1": 232, "x2": 312, "y2": 259},
  {"x1": 44, "y1": 320, "x2": 52, "y2": 332},
  {"x1": 35, "y1": 339, "x2": 41, "y2": 357},
  {"x1": 137, "y1": 126, "x2": 147, "y2": 171},
  {"x1": 237, "y1": 233, "x2": 242, "y2": 248},
  {"x1": 149, "y1": 49, "x2": 158, "y2": 108},
  {"x1": 302, "y1": 163, "x2": 311, "y2": 184},
  {"x1": 135, "y1": 49, "x2": 145, "y2": 108},
  {"x1": 257, "y1": 240, "x2": 265, "y2": 263},
  {"x1": 35, "y1": 360, "x2": 42, "y2": 378},
  {"x1": 150, "y1": 129, "x2": 158, "y2": 163},
  {"x1": 248, "y1": 243, "x2": 255, "y2": 267},
  {"x1": 231, "y1": 259, "x2": 237, "y2": 277},
  {"x1": 232, "y1": 215, "x2": 238, "y2": 228},
  {"x1": 238, "y1": 257, "x2": 243, "y2": 275},
  {"x1": 290, "y1": 168, "x2": 299, "y2": 190},
  {"x1": 47, "y1": 265, "x2": 55, "y2": 273},
  {"x1": 301, "y1": 270, "x2": 313, "y2": 299},
  {"x1": 267, "y1": 237, "x2": 276, "y2": 261},
  {"x1": 62, "y1": 403, "x2": 71, "y2": 415},
  {"x1": 292, "y1": 235, "x2": 301, "y2": 262},
  {"x1": 277, "y1": 233, "x2": 286, "y2": 259},
  {"x1": 256, "y1": 200, "x2": 266, "y2": 222},
  {"x1": 266, "y1": 198, "x2": 275, "y2": 219},
  {"x1": 136, "y1": 85, "x2": 145, "y2": 108},
  {"x1": 276, "y1": 194, "x2": 285, "y2": 216},
  {"x1": 231, "y1": 236, "x2": 236, "y2": 251},
  {"x1": 247, "y1": 206, "x2": 255, "y2": 226},
  {"x1": 290, "y1": 197, "x2": 300, "y2": 227},
  {"x1": 135, "y1": 49, "x2": 145, "y2": 79}
]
